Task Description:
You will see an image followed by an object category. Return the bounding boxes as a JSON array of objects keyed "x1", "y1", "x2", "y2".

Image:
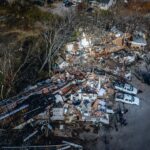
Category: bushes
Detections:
[
  {"x1": 95, "y1": 9, "x2": 112, "y2": 17},
  {"x1": 26, "y1": 7, "x2": 56, "y2": 24},
  {"x1": 0, "y1": 1, "x2": 59, "y2": 29}
]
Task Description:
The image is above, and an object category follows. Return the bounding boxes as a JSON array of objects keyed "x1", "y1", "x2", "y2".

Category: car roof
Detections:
[{"x1": 124, "y1": 94, "x2": 132, "y2": 99}]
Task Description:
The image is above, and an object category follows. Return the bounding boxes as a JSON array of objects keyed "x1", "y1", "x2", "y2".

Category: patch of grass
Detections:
[
  {"x1": 0, "y1": 3, "x2": 60, "y2": 29},
  {"x1": 100, "y1": 9, "x2": 111, "y2": 16},
  {"x1": 70, "y1": 30, "x2": 80, "y2": 42},
  {"x1": 25, "y1": 7, "x2": 55, "y2": 24},
  {"x1": 48, "y1": 3, "x2": 56, "y2": 9},
  {"x1": 95, "y1": 9, "x2": 112, "y2": 17},
  {"x1": 0, "y1": 5, "x2": 7, "y2": 16}
]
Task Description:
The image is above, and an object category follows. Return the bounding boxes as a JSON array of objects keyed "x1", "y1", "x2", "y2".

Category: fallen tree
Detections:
[{"x1": 39, "y1": 11, "x2": 77, "y2": 75}]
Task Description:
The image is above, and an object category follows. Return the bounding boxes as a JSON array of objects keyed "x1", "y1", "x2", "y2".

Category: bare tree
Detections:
[
  {"x1": 0, "y1": 44, "x2": 31, "y2": 98},
  {"x1": 6, "y1": 48, "x2": 31, "y2": 97},
  {"x1": 39, "y1": 11, "x2": 76, "y2": 75},
  {"x1": 0, "y1": 45, "x2": 14, "y2": 98}
]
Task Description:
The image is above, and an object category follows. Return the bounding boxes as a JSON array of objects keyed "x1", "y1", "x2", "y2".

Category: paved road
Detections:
[{"x1": 85, "y1": 76, "x2": 150, "y2": 150}]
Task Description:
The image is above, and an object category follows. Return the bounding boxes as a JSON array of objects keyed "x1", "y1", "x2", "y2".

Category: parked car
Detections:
[
  {"x1": 114, "y1": 82, "x2": 137, "y2": 95},
  {"x1": 115, "y1": 92, "x2": 139, "y2": 105}
]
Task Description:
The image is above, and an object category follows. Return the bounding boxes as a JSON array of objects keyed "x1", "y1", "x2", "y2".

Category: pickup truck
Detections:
[
  {"x1": 115, "y1": 92, "x2": 139, "y2": 105},
  {"x1": 114, "y1": 82, "x2": 138, "y2": 95}
]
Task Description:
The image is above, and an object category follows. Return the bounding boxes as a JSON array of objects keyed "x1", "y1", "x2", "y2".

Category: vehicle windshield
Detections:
[
  {"x1": 115, "y1": 82, "x2": 123, "y2": 87},
  {"x1": 117, "y1": 93, "x2": 124, "y2": 99},
  {"x1": 124, "y1": 84, "x2": 133, "y2": 91},
  {"x1": 125, "y1": 95, "x2": 134, "y2": 102},
  {"x1": 130, "y1": 96, "x2": 134, "y2": 102}
]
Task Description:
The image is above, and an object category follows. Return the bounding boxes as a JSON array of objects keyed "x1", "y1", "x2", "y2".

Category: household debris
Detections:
[
  {"x1": 90, "y1": 0, "x2": 116, "y2": 10},
  {"x1": 0, "y1": 26, "x2": 144, "y2": 147}
]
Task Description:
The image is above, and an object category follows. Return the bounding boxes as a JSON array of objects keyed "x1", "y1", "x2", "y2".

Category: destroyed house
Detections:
[
  {"x1": 83, "y1": 114, "x2": 109, "y2": 124},
  {"x1": 0, "y1": 104, "x2": 29, "y2": 128},
  {"x1": 41, "y1": 80, "x2": 70, "y2": 94},
  {"x1": 0, "y1": 93, "x2": 55, "y2": 129},
  {"x1": 0, "y1": 99, "x2": 17, "y2": 114},
  {"x1": 51, "y1": 108, "x2": 64, "y2": 121},
  {"x1": 20, "y1": 94, "x2": 55, "y2": 119},
  {"x1": 57, "y1": 81, "x2": 76, "y2": 95},
  {"x1": 131, "y1": 35, "x2": 147, "y2": 48}
]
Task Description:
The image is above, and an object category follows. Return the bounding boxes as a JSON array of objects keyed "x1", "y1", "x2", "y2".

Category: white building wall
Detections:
[{"x1": 99, "y1": 0, "x2": 116, "y2": 10}]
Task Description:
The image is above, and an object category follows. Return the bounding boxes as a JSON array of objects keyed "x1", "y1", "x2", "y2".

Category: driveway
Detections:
[{"x1": 85, "y1": 76, "x2": 150, "y2": 150}]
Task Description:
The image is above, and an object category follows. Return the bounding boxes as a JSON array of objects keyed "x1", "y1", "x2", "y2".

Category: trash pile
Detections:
[{"x1": 0, "y1": 26, "x2": 146, "y2": 147}]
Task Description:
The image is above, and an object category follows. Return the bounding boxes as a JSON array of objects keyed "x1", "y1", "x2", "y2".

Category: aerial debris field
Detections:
[{"x1": 0, "y1": 0, "x2": 150, "y2": 149}]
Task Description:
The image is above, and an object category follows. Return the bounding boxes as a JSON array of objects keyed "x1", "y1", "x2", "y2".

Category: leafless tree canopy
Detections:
[{"x1": 39, "y1": 11, "x2": 77, "y2": 74}]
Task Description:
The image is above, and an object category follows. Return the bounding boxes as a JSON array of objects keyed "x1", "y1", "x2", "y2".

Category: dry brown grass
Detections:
[
  {"x1": 2, "y1": 29, "x2": 40, "y2": 41},
  {"x1": 128, "y1": 1, "x2": 150, "y2": 13}
]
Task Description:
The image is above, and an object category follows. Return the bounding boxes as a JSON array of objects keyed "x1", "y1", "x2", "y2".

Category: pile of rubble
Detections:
[{"x1": 0, "y1": 26, "x2": 147, "y2": 147}]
